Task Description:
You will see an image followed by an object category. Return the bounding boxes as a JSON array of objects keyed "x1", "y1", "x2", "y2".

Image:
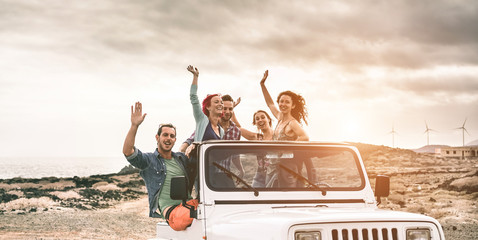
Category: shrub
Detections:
[
  {"x1": 118, "y1": 180, "x2": 144, "y2": 188},
  {"x1": 21, "y1": 188, "x2": 55, "y2": 200},
  {"x1": 0, "y1": 189, "x2": 19, "y2": 203},
  {"x1": 72, "y1": 176, "x2": 101, "y2": 188},
  {"x1": 79, "y1": 188, "x2": 102, "y2": 199}
]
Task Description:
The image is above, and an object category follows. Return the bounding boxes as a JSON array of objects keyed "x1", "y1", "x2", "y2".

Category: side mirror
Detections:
[
  {"x1": 170, "y1": 176, "x2": 197, "y2": 218},
  {"x1": 375, "y1": 175, "x2": 390, "y2": 204},
  {"x1": 171, "y1": 176, "x2": 188, "y2": 201}
]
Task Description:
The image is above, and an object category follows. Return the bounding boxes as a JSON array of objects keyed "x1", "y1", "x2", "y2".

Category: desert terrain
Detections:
[{"x1": 1, "y1": 143, "x2": 477, "y2": 239}]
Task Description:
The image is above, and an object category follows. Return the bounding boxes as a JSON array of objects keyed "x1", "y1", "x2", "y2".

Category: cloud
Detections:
[
  {"x1": 393, "y1": 73, "x2": 478, "y2": 94},
  {"x1": 1, "y1": 0, "x2": 478, "y2": 157},
  {"x1": 217, "y1": 0, "x2": 478, "y2": 70},
  {"x1": 4, "y1": 0, "x2": 477, "y2": 74}
]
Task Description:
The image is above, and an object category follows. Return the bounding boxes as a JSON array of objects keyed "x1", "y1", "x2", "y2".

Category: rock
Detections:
[{"x1": 450, "y1": 176, "x2": 478, "y2": 193}]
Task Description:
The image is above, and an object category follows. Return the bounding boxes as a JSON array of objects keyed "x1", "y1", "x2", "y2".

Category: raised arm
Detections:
[
  {"x1": 123, "y1": 102, "x2": 147, "y2": 156},
  {"x1": 230, "y1": 97, "x2": 242, "y2": 128},
  {"x1": 187, "y1": 65, "x2": 199, "y2": 86},
  {"x1": 188, "y1": 65, "x2": 204, "y2": 122},
  {"x1": 233, "y1": 97, "x2": 241, "y2": 108},
  {"x1": 260, "y1": 70, "x2": 279, "y2": 119},
  {"x1": 231, "y1": 111, "x2": 259, "y2": 140},
  {"x1": 239, "y1": 127, "x2": 259, "y2": 140},
  {"x1": 231, "y1": 111, "x2": 241, "y2": 128}
]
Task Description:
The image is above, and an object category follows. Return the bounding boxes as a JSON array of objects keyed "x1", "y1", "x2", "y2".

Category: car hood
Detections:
[{"x1": 206, "y1": 206, "x2": 438, "y2": 240}]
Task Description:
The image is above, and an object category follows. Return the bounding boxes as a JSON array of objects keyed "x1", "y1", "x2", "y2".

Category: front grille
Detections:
[{"x1": 331, "y1": 227, "x2": 398, "y2": 240}]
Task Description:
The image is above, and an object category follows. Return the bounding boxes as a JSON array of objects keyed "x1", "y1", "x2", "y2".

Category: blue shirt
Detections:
[
  {"x1": 125, "y1": 147, "x2": 196, "y2": 218},
  {"x1": 202, "y1": 122, "x2": 221, "y2": 141}
]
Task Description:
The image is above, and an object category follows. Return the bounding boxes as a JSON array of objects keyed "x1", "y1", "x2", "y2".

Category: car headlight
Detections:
[
  {"x1": 406, "y1": 228, "x2": 431, "y2": 240},
  {"x1": 295, "y1": 231, "x2": 321, "y2": 240}
]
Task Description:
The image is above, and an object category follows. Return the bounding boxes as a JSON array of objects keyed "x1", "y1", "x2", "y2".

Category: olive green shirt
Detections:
[{"x1": 158, "y1": 157, "x2": 191, "y2": 216}]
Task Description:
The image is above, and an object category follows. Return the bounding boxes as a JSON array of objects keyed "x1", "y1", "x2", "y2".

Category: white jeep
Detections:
[{"x1": 152, "y1": 141, "x2": 445, "y2": 240}]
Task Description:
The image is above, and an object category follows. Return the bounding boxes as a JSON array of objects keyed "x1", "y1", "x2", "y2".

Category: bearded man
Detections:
[{"x1": 122, "y1": 102, "x2": 197, "y2": 231}]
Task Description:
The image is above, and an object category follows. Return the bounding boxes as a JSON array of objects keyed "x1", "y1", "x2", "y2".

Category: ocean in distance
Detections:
[{"x1": 0, "y1": 157, "x2": 129, "y2": 179}]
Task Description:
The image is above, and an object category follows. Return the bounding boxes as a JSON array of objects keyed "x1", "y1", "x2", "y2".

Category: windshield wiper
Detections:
[
  {"x1": 212, "y1": 162, "x2": 259, "y2": 197},
  {"x1": 278, "y1": 164, "x2": 328, "y2": 196}
]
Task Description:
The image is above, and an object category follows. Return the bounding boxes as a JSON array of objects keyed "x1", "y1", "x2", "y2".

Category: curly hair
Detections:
[
  {"x1": 276, "y1": 91, "x2": 308, "y2": 125},
  {"x1": 252, "y1": 110, "x2": 272, "y2": 127}
]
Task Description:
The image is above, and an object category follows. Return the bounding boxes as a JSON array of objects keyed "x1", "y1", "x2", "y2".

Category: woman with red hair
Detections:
[{"x1": 187, "y1": 65, "x2": 224, "y2": 142}]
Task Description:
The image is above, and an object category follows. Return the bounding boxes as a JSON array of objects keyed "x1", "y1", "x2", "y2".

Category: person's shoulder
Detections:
[
  {"x1": 173, "y1": 151, "x2": 187, "y2": 158},
  {"x1": 141, "y1": 150, "x2": 160, "y2": 161},
  {"x1": 128, "y1": 147, "x2": 157, "y2": 158},
  {"x1": 173, "y1": 151, "x2": 193, "y2": 164},
  {"x1": 288, "y1": 119, "x2": 302, "y2": 128}
]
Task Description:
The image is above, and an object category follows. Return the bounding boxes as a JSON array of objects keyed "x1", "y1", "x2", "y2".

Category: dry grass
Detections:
[
  {"x1": 1, "y1": 197, "x2": 57, "y2": 212},
  {"x1": 50, "y1": 190, "x2": 81, "y2": 200},
  {"x1": 92, "y1": 182, "x2": 121, "y2": 191}
]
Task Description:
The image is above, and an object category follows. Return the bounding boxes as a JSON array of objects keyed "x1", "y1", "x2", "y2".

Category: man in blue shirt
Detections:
[{"x1": 122, "y1": 101, "x2": 198, "y2": 231}]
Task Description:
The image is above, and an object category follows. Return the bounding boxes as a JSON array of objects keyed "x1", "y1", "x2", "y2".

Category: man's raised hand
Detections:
[
  {"x1": 234, "y1": 97, "x2": 241, "y2": 108},
  {"x1": 131, "y1": 102, "x2": 147, "y2": 127}
]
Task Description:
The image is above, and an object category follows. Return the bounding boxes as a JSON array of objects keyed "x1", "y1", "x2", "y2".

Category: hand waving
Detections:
[
  {"x1": 131, "y1": 102, "x2": 147, "y2": 127},
  {"x1": 234, "y1": 97, "x2": 241, "y2": 108},
  {"x1": 187, "y1": 65, "x2": 199, "y2": 76},
  {"x1": 260, "y1": 70, "x2": 268, "y2": 85}
]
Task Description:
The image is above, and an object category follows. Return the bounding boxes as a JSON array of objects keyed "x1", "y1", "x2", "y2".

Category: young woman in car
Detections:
[
  {"x1": 259, "y1": 70, "x2": 309, "y2": 141},
  {"x1": 233, "y1": 109, "x2": 274, "y2": 187},
  {"x1": 259, "y1": 70, "x2": 312, "y2": 188}
]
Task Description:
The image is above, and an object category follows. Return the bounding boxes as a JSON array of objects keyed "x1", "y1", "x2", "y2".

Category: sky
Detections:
[{"x1": 1, "y1": 0, "x2": 477, "y2": 158}]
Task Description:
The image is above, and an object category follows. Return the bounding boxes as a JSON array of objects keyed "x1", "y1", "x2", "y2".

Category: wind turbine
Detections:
[
  {"x1": 456, "y1": 118, "x2": 469, "y2": 146},
  {"x1": 424, "y1": 121, "x2": 436, "y2": 146},
  {"x1": 388, "y1": 124, "x2": 398, "y2": 148}
]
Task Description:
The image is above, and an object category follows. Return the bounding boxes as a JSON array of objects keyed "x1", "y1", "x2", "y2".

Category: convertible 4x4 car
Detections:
[{"x1": 151, "y1": 141, "x2": 445, "y2": 240}]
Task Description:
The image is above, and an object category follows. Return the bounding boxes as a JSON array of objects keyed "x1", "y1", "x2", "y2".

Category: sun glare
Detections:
[
  {"x1": 341, "y1": 120, "x2": 361, "y2": 141},
  {"x1": 364, "y1": 67, "x2": 386, "y2": 79}
]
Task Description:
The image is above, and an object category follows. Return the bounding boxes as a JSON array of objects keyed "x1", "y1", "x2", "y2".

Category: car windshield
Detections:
[{"x1": 205, "y1": 145, "x2": 364, "y2": 192}]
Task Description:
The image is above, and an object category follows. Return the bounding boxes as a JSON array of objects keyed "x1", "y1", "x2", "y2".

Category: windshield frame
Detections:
[{"x1": 204, "y1": 144, "x2": 366, "y2": 193}]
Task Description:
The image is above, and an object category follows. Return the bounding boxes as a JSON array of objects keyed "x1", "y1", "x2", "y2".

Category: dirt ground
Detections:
[
  {"x1": 1, "y1": 143, "x2": 477, "y2": 239},
  {"x1": 0, "y1": 197, "x2": 157, "y2": 240},
  {"x1": 0, "y1": 172, "x2": 160, "y2": 239}
]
